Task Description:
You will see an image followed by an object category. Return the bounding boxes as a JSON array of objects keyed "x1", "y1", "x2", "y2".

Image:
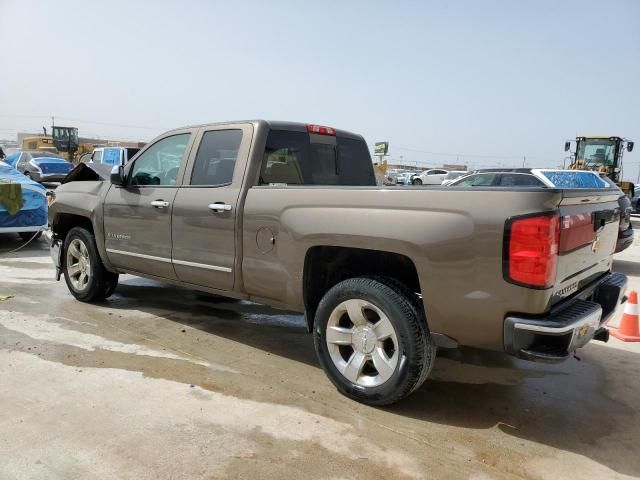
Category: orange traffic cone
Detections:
[{"x1": 609, "y1": 290, "x2": 640, "y2": 342}]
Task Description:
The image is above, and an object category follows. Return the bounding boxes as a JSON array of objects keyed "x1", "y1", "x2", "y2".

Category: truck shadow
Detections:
[
  {"x1": 108, "y1": 278, "x2": 640, "y2": 477},
  {"x1": 389, "y1": 345, "x2": 640, "y2": 476},
  {"x1": 111, "y1": 280, "x2": 319, "y2": 368}
]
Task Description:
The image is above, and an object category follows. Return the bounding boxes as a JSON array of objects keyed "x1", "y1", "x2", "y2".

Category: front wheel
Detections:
[
  {"x1": 63, "y1": 227, "x2": 119, "y2": 302},
  {"x1": 412, "y1": 178, "x2": 422, "y2": 185},
  {"x1": 313, "y1": 277, "x2": 435, "y2": 405}
]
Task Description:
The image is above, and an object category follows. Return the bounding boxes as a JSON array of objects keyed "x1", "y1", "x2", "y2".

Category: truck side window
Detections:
[
  {"x1": 129, "y1": 133, "x2": 191, "y2": 187},
  {"x1": 190, "y1": 130, "x2": 243, "y2": 186},
  {"x1": 259, "y1": 130, "x2": 375, "y2": 186}
]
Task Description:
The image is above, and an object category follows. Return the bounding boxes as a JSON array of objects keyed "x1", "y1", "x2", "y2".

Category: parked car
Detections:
[
  {"x1": 48, "y1": 120, "x2": 626, "y2": 406},
  {"x1": 14, "y1": 151, "x2": 75, "y2": 183},
  {"x1": 3, "y1": 151, "x2": 21, "y2": 168},
  {"x1": 89, "y1": 146, "x2": 141, "y2": 166},
  {"x1": 0, "y1": 161, "x2": 48, "y2": 240},
  {"x1": 411, "y1": 168, "x2": 448, "y2": 185},
  {"x1": 448, "y1": 168, "x2": 633, "y2": 253},
  {"x1": 441, "y1": 171, "x2": 468, "y2": 185},
  {"x1": 396, "y1": 172, "x2": 414, "y2": 185}
]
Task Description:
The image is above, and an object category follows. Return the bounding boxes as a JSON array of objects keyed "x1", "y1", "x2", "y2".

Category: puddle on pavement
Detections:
[{"x1": 0, "y1": 311, "x2": 232, "y2": 371}]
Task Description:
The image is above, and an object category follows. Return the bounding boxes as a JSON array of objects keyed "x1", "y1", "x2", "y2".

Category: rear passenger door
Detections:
[{"x1": 171, "y1": 124, "x2": 253, "y2": 291}]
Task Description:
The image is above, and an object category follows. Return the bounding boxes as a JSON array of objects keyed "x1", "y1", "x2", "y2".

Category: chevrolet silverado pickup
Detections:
[{"x1": 47, "y1": 120, "x2": 627, "y2": 405}]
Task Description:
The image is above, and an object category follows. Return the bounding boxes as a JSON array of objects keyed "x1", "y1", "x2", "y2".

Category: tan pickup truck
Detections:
[{"x1": 47, "y1": 120, "x2": 627, "y2": 405}]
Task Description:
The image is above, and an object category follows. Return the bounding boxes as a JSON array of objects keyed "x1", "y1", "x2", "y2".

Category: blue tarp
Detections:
[
  {"x1": 0, "y1": 162, "x2": 48, "y2": 230},
  {"x1": 102, "y1": 147, "x2": 122, "y2": 166},
  {"x1": 541, "y1": 171, "x2": 608, "y2": 189}
]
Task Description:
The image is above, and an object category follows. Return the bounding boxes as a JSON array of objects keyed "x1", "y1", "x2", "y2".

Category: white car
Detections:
[{"x1": 411, "y1": 169, "x2": 448, "y2": 185}]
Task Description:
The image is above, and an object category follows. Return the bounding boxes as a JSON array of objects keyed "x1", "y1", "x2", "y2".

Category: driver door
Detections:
[{"x1": 103, "y1": 129, "x2": 196, "y2": 279}]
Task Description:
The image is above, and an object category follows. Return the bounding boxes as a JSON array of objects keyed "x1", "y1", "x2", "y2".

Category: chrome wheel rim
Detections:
[
  {"x1": 66, "y1": 238, "x2": 91, "y2": 291},
  {"x1": 326, "y1": 299, "x2": 399, "y2": 387}
]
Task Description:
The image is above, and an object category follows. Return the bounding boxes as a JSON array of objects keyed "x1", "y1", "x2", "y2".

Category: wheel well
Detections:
[
  {"x1": 303, "y1": 246, "x2": 422, "y2": 331},
  {"x1": 52, "y1": 213, "x2": 94, "y2": 241}
]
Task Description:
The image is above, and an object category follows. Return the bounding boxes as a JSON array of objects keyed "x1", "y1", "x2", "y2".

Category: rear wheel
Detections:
[
  {"x1": 63, "y1": 227, "x2": 118, "y2": 302},
  {"x1": 313, "y1": 277, "x2": 435, "y2": 405}
]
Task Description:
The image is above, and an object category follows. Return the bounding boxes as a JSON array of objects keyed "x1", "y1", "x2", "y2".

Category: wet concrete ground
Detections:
[{"x1": 1, "y1": 223, "x2": 640, "y2": 479}]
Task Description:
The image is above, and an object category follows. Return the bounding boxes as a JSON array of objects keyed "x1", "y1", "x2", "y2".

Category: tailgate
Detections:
[{"x1": 552, "y1": 189, "x2": 621, "y2": 305}]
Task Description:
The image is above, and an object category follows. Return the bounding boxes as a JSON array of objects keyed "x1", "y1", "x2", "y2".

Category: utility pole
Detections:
[{"x1": 522, "y1": 156, "x2": 526, "y2": 167}]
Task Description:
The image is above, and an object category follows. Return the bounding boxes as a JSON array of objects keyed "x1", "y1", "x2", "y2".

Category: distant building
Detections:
[
  {"x1": 17, "y1": 132, "x2": 145, "y2": 148},
  {"x1": 442, "y1": 163, "x2": 468, "y2": 171},
  {"x1": 386, "y1": 163, "x2": 422, "y2": 172},
  {"x1": 387, "y1": 162, "x2": 468, "y2": 172}
]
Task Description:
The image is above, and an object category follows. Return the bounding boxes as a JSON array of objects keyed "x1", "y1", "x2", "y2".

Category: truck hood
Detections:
[{"x1": 62, "y1": 162, "x2": 113, "y2": 183}]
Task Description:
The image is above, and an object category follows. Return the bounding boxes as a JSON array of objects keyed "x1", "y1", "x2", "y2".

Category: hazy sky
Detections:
[{"x1": 1, "y1": 0, "x2": 639, "y2": 177}]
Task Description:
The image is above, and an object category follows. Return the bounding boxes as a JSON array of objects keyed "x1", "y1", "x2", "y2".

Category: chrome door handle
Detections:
[
  {"x1": 151, "y1": 200, "x2": 170, "y2": 208},
  {"x1": 208, "y1": 202, "x2": 232, "y2": 212}
]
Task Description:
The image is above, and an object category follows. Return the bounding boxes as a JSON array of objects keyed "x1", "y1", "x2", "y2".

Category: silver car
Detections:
[{"x1": 14, "y1": 151, "x2": 75, "y2": 183}]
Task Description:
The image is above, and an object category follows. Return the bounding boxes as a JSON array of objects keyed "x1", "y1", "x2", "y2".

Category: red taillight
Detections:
[
  {"x1": 506, "y1": 213, "x2": 559, "y2": 288},
  {"x1": 307, "y1": 124, "x2": 336, "y2": 136}
]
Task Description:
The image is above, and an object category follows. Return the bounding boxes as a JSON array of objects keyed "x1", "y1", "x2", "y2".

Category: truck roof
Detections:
[{"x1": 165, "y1": 120, "x2": 365, "y2": 141}]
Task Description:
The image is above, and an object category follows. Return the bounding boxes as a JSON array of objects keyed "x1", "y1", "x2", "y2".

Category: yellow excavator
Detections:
[
  {"x1": 22, "y1": 125, "x2": 94, "y2": 163},
  {"x1": 565, "y1": 136, "x2": 635, "y2": 197}
]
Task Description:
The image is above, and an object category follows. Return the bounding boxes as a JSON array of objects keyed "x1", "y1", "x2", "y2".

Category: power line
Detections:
[{"x1": 0, "y1": 114, "x2": 167, "y2": 131}]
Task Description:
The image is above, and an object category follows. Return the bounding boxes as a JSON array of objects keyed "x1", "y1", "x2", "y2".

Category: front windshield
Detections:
[{"x1": 576, "y1": 139, "x2": 616, "y2": 168}]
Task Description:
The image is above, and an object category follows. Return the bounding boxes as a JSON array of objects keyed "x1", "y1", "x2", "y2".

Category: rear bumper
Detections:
[{"x1": 504, "y1": 272, "x2": 627, "y2": 362}]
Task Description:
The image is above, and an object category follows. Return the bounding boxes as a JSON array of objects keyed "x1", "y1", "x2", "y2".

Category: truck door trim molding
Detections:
[
  {"x1": 106, "y1": 248, "x2": 172, "y2": 264},
  {"x1": 172, "y1": 258, "x2": 232, "y2": 273}
]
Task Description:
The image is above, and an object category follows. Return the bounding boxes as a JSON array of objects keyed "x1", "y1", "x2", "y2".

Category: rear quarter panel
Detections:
[{"x1": 242, "y1": 186, "x2": 566, "y2": 350}]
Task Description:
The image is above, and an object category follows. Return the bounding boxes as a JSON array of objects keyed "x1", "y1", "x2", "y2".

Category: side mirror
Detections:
[
  {"x1": 110, "y1": 165, "x2": 125, "y2": 186},
  {"x1": 564, "y1": 141, "x2": 571, "y2": 152},
  {"x1": 628, "y1": 142, "x2": 634, "y2": 153}
]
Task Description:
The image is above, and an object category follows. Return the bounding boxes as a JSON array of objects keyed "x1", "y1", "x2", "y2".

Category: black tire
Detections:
[
  {"x1": 413, "y1": 178, "x2": 422, "y2": 185},
  {"x1": 313, "y1": 277, "x2": 436, "y2": 406},
  {"x1": 18, "y1": 231, "x2": 42, "y2": 242},
  {"x1": 62, "y1": 226, "x2": 119, "y2": 302}
]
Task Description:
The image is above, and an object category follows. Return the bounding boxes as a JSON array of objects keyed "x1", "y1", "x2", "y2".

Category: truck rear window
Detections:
[{"x1": 259, "y1": 130, "x2": 375, "y2": 186}]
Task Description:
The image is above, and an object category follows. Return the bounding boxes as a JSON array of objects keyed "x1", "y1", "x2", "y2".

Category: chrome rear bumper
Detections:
[{"x1": 504, "y1": 272, "x2": 627, "y2": 362}]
